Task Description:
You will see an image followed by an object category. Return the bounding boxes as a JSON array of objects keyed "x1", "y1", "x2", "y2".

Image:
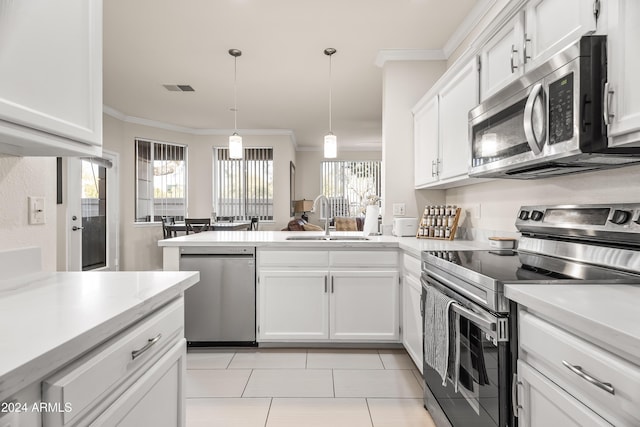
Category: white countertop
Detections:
[
  {"x1": 0, "y1": 271, "x2": 199, "y2": 402},
  {"x1": 158, "y1": 230, "x2": 488, "y2": 257},
  {"x1": 505, "y1": 284, "x2": 640, "y2": 366}
]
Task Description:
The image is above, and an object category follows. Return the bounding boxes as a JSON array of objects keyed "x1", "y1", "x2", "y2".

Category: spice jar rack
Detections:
[{"x1": 416, "y1": 205, "x2": 461, "y2": 240}]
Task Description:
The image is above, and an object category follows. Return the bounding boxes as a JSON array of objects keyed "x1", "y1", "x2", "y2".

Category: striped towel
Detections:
[{"x1": 423, "y1": 286, "x2": 456, "y2": 386}]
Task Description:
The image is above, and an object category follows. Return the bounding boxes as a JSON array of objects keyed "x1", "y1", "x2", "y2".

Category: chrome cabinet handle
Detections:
[
  {"x1": 512, "y1": 375, "x2": 523, "y2": 417},
  {"x1": 523, "y1": 35, "x2": 531, "y2": 64},
  {"x1": 331, "y1": 276, "x2": 334, "y2": 293},
  {"x1": 523, "y1": 82, "x2": 546, "y2": 155},
  {"x1": 324, "y1": 276, "x2": 328, "y2": 293},
  {"x1": 510, "y1": 44, "x2": 518, "y2": 73},
  {"x1": 131, "y1": 333, "x2": 162, "y2": 360},
  {"x1": 562, "y1": 360, "x2": 615, "y2": 395},
  {"x1": 603, "y1": 82, "x2": 614, "y2": 125},
  {"x1": 72, "y1": 226, "x2": 84, "y2": 231},
  {"x1": 431, "y1": 160, "x2": 436, "y2": 177}
]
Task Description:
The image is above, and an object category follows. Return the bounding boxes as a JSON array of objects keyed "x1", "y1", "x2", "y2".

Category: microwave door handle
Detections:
[{"x1": 523, "y1": 83, "x2": 545, "y2": 155}]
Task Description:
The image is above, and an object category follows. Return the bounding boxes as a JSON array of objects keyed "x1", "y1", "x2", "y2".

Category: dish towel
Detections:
[{"x1": 423, "y1": 286, "x2": 457, "y2": 386}]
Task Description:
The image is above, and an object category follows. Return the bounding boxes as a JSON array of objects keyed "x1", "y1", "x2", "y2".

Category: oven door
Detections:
[{"x1": 421, "y1": 275, "x2": 512, "y2": 427}]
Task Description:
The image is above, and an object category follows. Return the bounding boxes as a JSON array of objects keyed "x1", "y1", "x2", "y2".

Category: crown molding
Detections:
[
  {"x1": 375, "y1": 49, "x2": 446, "y2": 67},
  {"x1": 375, "y1": 0, "x2": 496, "y2": 66},
  {"x1": 103, "y1": 105, "x2": 298, "y2": 149}
]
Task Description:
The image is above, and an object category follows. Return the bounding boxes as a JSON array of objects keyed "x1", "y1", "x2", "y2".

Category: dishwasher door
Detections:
[{"x1": 180, "y1": 247, "x2": 256, "y2": 345}]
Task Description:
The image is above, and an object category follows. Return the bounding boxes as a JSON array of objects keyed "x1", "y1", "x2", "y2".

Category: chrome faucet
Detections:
[{"x1": 313, "y1": 194, "x2": 331, "y2": 236}]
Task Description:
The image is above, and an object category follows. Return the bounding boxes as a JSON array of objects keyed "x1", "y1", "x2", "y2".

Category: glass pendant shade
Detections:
[
  {"x1": 324, "y1": 133, "x2": 337, "y2": 158},
  {"x1": 229, "y1": 133, "x2": 243, "y2": 159}
]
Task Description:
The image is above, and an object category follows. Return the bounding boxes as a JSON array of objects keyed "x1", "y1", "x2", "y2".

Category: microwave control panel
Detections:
[{"x1": 548, "y1": 72, "x2": 574, "y2": 145}]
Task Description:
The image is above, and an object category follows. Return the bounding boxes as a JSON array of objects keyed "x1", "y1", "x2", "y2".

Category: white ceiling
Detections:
[{"x1": 103, "y1": 0, "x2": 479, "y2": 150}]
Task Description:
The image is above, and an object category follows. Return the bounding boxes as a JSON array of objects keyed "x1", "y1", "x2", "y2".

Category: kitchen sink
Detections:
[{"x1": 285, "y1": 235, "x2": 370, "y2": 241}]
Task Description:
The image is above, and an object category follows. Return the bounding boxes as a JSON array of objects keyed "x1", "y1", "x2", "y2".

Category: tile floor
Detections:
[{"x1": 186, "y1": 348, "x2": 437, "y2": 427}]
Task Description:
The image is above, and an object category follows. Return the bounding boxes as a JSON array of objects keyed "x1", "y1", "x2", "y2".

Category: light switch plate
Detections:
[
  {"x1": 393, "y1": 203, "x2": 406, "y2": 216},
  {"x1": 28, "y1": 196, "x2": 45, "y2": 225}
]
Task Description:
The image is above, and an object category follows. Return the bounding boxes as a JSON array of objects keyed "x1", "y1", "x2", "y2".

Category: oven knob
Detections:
[
  {"x1": 518, "y1": 210, "x2": 530, "y2": 220},
  {"x1": 530, "y1": 210, "x2": 544, "y2": 221},
  {"x1": 609, "y1": 209, "x2": 631, "y2": 225}
]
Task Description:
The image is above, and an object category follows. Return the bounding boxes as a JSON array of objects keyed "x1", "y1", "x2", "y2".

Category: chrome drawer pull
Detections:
[
  {"x1": 562, "y1": 360, "x2": 615, "y2": 395},
  {"x1": 131, "y1": 333, "x2": 162, "y2": 360}
]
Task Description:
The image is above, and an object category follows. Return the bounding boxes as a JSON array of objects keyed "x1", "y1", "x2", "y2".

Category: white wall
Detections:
[
  {"x1": 103, "y1": 114, "x2": 296, "y2": 271},
  {"x1": 0, "y1": 156, "x2": 57, "y2": 271},
  {"x1": 381, "y1": 60, "x2": 447, "y2": 231}
]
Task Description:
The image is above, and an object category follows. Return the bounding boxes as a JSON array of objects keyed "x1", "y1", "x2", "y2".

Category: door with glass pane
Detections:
[{"x1": 67, "y1": 152, "x2": 119, "y2": 271}]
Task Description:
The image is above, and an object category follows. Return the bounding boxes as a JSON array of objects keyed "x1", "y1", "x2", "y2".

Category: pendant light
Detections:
[
  {"x1": 229, "y1": 48, "x2": 243, "y2": 159},
  {"x1": 324, "y1": 48, "x2": 337, "y2": 158}
]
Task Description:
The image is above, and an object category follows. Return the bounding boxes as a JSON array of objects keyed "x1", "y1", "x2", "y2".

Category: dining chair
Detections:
[
  {"x1": 185, "y1": 218, "x2": 211, "y2": 234},
  {"x1": 249, "y1": 217, "x2": 259, "y2": 231},
  {"x1": 161, "y1": 216, "x2": 176, "y2": 239}
]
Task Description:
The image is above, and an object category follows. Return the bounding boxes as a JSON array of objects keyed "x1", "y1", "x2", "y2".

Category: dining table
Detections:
[{"x1": 164, "y1": 221, "x2": 251, "y2": 237}]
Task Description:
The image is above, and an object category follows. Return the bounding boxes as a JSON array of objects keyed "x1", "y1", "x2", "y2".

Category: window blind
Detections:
[{"x1": 214, "y1": 147, "x2": 273, "y2": 220}]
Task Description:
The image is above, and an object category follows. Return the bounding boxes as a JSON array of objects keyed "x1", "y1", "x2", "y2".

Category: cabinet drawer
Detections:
[
  {"x1": 519, "y1": 311, "x2": 640, "y2": 426},
  {"x1": 42, "y1": 298, "x2": 184, "y2": 427},
  {"x1": 402, "y1": 253, "x2": 421, "y2": 278},
  {"x1": 329, "y1": 250, "x2": 397, "y2": 268},
  {"x1": 259, "y1": 250, "x2": 329, "y2": 268}
]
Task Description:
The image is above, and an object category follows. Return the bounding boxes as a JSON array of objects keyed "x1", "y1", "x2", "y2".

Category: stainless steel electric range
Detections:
[{"x1": 421, "y1": 204, "x2": 640, "y2": 427}]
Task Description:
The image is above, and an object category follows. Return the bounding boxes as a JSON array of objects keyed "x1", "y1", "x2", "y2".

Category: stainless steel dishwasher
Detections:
[{"x1": 180, "y1": 246, "x2": 256, "y2": 346}]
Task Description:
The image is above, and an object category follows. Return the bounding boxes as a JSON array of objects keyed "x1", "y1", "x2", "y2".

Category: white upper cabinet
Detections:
[
  {"x1": 605, "y1": 0, "x2": 640, "y2": 148},
  {"x1": 438, "y1": 59, "x2": 478, "y2": 181},
  {"x1": 0, "y1": 0, "x2": 102, "y2": 156},
  {"x1": 480, "y1": 0, "x2": 597, "y2": 101},
  {"x1": 413, "y1": 59, "x2": 479, "y2": 189},
  {"x1": 413, "y1": 96, "x2": 439, "y2": 187},
  {"x1": 480, "y1": 13, "x2": 525, "y2": 99}
]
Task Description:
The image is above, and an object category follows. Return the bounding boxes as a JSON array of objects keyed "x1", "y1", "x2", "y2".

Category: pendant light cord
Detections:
[
  {"x1": 234, "y1": 54, "x2": 238, "y2": 133},
  {"x1": 328, "y1": 52, "x2": 332, "y2": 133}
]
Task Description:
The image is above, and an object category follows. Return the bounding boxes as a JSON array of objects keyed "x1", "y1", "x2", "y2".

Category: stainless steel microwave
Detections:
[{"x1": 468, "y1": 36, "x2": 640, "y2": 179}]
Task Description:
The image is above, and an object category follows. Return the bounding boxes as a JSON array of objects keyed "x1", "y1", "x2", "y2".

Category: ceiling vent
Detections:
[{"x1": 163, "y1": 84, "x2": 195, "y2": 92}]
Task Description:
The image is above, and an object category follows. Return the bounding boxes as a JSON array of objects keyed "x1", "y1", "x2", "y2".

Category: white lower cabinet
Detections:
[
  {"x1": 516, "y1": 360, "x2": 612, "y2": 427},
  {"x1": 257, "y1": 249, "x2": 399, "y2": 343},
  {"x1": 42, "y1": 298, "x2": 186, "y2": 427},
  {"x1": 258, "y1": 270, "x2": 329, "y2": 340},
  {"x1": 330, "y1": 270, "x2": 399, "y2": 341},
  {"x1": 401, "y1": 254, "x2": 423, "y2": 372}
]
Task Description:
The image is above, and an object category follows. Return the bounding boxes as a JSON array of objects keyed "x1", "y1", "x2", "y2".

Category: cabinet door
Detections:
[
  {"x1": 517, "y1": 360, "x2": 613, "y2": 427},
  {"x1": 258, "y1": 271, "x2": 329, "y2": 340},
  {"x1": 524, "y1": 0, "x2": 597, "y2": 70},
  {"x1": 329, "y1": 271, "x2": 399, "y2": 341},
  {"x1": 606, "y1": 0, "x2": 640, "y2": 147},
  {"x1": 438, "y1": 59, "x2": 478, "y2": 181},
  {"x1": 402, "y1": 274, "x2": 423, "y2": 373},
  {"x1": 90, "y1": 340, "x2": 186, "y2": 427},
  {"x1": 0, "y1": 0, "x2": 102, "y2": 154},
  {"x1": 479, "y1": 13, "x2": 525, "y2": 101},
  {"x1": 414, "y1": 96, "x2": 440, "y2": 187}
]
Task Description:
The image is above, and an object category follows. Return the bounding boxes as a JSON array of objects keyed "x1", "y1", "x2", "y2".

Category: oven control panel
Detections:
[{"x1": 516, "y1": 204, "x2": 640, "y2": 243}]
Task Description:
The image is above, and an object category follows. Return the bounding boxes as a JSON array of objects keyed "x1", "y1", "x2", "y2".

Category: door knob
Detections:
[{"x1": 72, "y1": 226, "x2": 84, "y2": 231}]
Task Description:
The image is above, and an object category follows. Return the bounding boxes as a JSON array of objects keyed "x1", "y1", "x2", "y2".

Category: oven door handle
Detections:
[{"x1": 451, "y1": 303, "x2": 497, "y2": 334}]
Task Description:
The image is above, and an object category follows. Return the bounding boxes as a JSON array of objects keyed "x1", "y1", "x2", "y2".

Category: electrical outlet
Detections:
[
  {"x1": 393, "y1": 203, "x2": 406, "y2": 216},
  {"x1": 469, "y1": 203, "x2": 481, "y2": 219},
  {"x1": 28, "y1": 196, "x2": 45, "y2": 225}
]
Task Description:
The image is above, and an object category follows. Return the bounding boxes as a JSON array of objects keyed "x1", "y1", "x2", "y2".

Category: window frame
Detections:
[
  {"x1": 212, "y1": 146, "x2": 274, "y2": 222},
  {"x1": 320, "y1": 160, "x2": 382, "y2": 219},
  {"x1": 134, "y1": 138, "x2": 188, "y2": 224}
]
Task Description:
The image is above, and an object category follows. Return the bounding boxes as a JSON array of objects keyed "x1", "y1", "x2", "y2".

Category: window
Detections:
[
  {"x1": 213, "y1": 147, "x2": 273, "y2": 220},
  {"x1": 321, "y1": 160, "x2": 382, "y2": 218},
  {"x1": 135, "y1": 138, "x2": 187, "y2": 222}
]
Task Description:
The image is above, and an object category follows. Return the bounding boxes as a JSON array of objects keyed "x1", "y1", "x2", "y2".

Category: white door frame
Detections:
[{"x1": 66, "y1": 150, "x2": 120, "y2": 271}]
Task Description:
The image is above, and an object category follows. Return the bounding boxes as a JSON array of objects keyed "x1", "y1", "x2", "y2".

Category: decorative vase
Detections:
[{"x1": 363, "y1": 205, "x2": 380, "y2": 236}]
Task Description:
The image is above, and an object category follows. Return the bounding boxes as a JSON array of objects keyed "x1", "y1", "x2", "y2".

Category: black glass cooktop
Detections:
[{"x1": 424, "y1": 249, "x2": 639, "y2": 283}]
